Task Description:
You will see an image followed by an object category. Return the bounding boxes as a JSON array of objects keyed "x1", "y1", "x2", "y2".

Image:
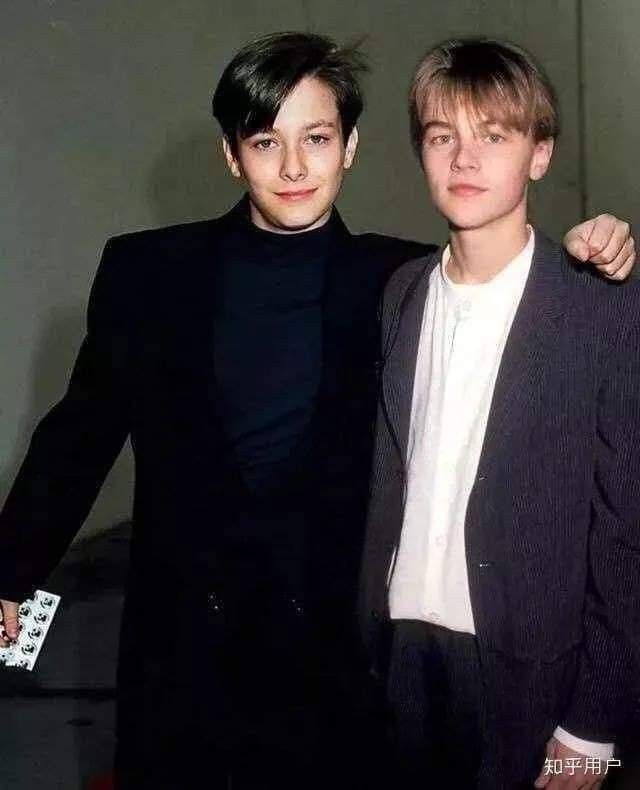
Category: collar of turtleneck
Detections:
[{"x1": 228, "y1": 193, "x2": 344, "y2": 264}]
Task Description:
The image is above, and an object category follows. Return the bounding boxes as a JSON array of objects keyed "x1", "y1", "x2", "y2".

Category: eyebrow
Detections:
[
  {"x1": 423, "y1": 118, "x2": 507, "y2": 132},
  {"x1": 303, "y1": 120, "x2": 338, "y2": 131},
  {"x1": 422, "y1": 120, "x2": 452, "y2": 132},
  {"x1": 248, "y1": 120, "x2": 338, "y2": 138}
]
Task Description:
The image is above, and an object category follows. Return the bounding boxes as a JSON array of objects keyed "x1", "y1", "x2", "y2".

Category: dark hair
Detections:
[
  {"x1": 409, "y1": 37, "x2": 559, "y2": 157},
  {"x1": 212, "y1": 31, "x2": 367, "y2": 152}
]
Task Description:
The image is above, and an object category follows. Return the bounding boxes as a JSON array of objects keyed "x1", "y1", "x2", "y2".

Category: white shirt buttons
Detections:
[{"x1": 389, "y1": 229, "x2": 535, "y2": 634}]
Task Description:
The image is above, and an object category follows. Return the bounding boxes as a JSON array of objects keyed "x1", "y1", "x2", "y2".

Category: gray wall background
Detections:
[{"x1": 1, "y1": 0, "x2": 637, "y2": 541}]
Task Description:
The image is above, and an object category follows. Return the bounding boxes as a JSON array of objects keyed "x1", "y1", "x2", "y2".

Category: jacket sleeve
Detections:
[
  {"x1": 0, "y1": 238, "x2": 132, "y2": 602},
  {"x1": 560, "y1": 312, "x2": 640, "y2": 741}
]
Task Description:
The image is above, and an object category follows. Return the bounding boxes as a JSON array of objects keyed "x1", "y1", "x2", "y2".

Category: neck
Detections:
[
  {"x1": 249, "y1": 200, "x2": 333, "y2": 235},
  {"x1": 447, "y1": 207, "x2": 530, "y2": 285}
]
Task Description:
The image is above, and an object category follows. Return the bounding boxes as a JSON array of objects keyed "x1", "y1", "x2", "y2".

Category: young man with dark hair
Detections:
[
  {"x1": 0, "y1": 31, "x2": 635, "y2": 789},
  {"x1": 213, "y1": 31, "x2": 365, "y2": 155},
  {"x1": 360, "y1": 37, "x2": 640, "y2": 790}
]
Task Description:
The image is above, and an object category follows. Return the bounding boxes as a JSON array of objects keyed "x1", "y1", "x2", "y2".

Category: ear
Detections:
[
  {"x1": 222, "y1": 136, "x2": 242, "y2": 179},
  {"x1": 343, "y1": 126, "x2": 359, "y2": 170},
  {"x1": 529, "y1": 137, "x2": 554, "y2": 181}
]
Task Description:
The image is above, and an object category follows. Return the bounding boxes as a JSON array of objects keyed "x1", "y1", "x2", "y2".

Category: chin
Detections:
[
  {"x1": 442, "y1": 214, "x2": 483, "y2": 231},
  {"x1": 440, "y1": 206, "x2": 499, "y2": 232},
  {"x1": 271, "y1": 214, "x2": 323, "y2": 232},
  {"x1": 269, "y1": 204, "x2": 332, "y2": 232}
]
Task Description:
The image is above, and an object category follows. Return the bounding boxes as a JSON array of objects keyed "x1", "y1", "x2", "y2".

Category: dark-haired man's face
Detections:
[{"x1": 223, "y1": 77, "x2": 358, "y2": 233}]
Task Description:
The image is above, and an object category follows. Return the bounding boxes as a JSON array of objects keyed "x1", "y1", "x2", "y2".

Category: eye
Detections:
[
  {"x1": 306, "y1": 134, "x2": 331, "y2": 145},
  {"x1": 485, "y1": 132, "x2": 505, "y2": 143},
  {"x1": 428, "y1": 134, "x2": 453, "y2": 146},
  {"x1": 253, "y1": 138, "x2": 277, "y2": 151}
]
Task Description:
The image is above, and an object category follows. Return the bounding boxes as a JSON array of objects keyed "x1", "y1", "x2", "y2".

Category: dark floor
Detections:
[{"x1": 0, "y1": 523, "x2": 638, "y2": 789}]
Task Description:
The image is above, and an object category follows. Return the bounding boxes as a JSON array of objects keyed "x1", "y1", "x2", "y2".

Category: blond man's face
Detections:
[{"x1": 419, "y1": 102, "x2": 554, "y2": 232}]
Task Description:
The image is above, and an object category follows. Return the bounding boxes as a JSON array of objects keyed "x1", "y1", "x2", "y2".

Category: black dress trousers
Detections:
[{"x1": 387, "y1": 619, "x2": 556, "y2": 790}]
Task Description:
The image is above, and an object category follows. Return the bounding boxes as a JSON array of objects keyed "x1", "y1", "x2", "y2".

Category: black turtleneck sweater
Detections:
[{"x1": 213, "y1": 205, "x2": 337, "y2": 499}]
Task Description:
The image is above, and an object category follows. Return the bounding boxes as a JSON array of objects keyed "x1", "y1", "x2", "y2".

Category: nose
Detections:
[
  {"x1": 451, "y1": 139, "x2": 479, "y2": 172},
  {"x1": 280, "y1": 144, "x2": 307, "y2": 181}
]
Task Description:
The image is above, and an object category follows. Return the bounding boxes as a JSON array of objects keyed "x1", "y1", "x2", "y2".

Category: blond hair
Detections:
[{"x1": 409, "y1": 38, "x2": 559, "y2": 156}]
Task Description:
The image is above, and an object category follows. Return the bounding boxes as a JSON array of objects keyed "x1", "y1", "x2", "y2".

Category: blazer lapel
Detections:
[
  {"x1": 477, "y1": 231, "x2": 568, "y2": 475},
  {"x1": 314, "y1": 210, "x2": 357, "y2": 402},
  {"x1": 382, "y1": 252, "x2": 439, "y2": 466},
  {"x1": 173, "y1": 203, "x2": 237, "y2": 429}
]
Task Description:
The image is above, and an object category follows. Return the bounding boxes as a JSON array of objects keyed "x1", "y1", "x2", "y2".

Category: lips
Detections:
[
  {"x1": 448, "y1": 184, "x2": 487, "y2": 197},
  {"x1": 275, "y1": 188, "x2": 318, "y2": 202}
]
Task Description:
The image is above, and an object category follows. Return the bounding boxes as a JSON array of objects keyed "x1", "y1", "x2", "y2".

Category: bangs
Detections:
[
  {"x1": 409, "y1": 38, "x2": 559, "y2": 156},
  {"x1": 212, "y1": 32, "x2": 367, "y2": 150},
  {"x1": 420, "y1": 73, "x2": 535, "y2": 136},
  {"x1": 237, "y1": 59, "x2": 317, "y2": 140}
]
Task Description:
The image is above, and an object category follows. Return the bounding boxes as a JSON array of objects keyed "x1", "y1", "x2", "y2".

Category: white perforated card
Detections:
[{"x1": 0, "y1": 590, "x2": 61, "y2": 671}]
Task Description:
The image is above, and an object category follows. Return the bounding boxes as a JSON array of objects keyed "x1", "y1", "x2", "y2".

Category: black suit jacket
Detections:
[
  {"x1": 0, "y1": 198, "x2": 429, "y2": 734},
  {"x1": 359, "y1": 231, "x2": 640, "y2": 743}
]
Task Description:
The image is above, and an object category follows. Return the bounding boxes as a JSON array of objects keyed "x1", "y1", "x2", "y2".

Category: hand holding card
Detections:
[
  {"x1": 0, "y1": 597, "x2": 19, "y2": 644},
  {"x1": 0, "y1": 590, "x2": 60, "y2": 671}
]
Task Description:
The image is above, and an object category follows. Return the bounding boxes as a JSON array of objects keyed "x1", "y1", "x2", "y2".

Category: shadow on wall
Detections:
[
  {"x1": 146, "y1": 121, "x2": 243, "y2": 227},
  {"x1": 1, "y1": 122, "x2": 238, "y2": 535},
  {"x1": 0, "y1": 305, "x2": 86, "y2": 506},
  {"x1": 0, "y1": 304, "x2": 133, "y2": 539}
]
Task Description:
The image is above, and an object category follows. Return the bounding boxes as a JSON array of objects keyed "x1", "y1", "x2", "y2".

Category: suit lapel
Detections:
[
  {"x1": 382, "y1": 252, "x2": 438, "y2": 465},
  {"x1": 316, "y1": 211, "x2": 357, "y2": 401},
  {"x1": 381, "y1": 232, "x2": 568, "y2": 474},
  {"x1": 477, "y1": 231, "x2": 568, "y2": 475},
  {"x1": 174, "y1": 204, "x2": 237, "y2": 428}
]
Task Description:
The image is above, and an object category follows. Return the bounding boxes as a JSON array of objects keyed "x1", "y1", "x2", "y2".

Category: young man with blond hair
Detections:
[{"x1": 360, "y1": 38, "x2": 640, "y2": 789}]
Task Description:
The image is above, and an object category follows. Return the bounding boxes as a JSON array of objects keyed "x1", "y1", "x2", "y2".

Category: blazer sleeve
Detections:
[
  {"x1": 0, "y1": 238, "x2": 132, "y2": 602},
  {"x1": 560, "y1": 311, "x2": 640, "y2": 741}
]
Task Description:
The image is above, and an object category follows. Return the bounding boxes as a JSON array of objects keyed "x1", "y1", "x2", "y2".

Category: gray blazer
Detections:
[{"x1": 359, "y1": 231, "x2": 640, "y2": 743}]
